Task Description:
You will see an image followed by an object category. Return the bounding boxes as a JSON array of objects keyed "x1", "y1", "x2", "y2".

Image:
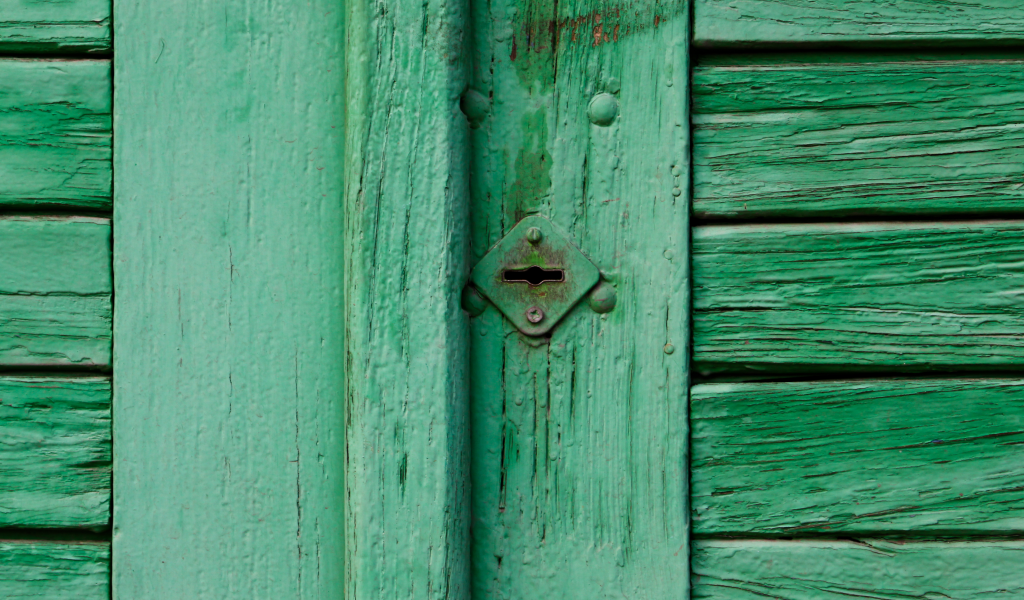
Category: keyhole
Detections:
[{"x1": 503, "y1": 266, "x2": 564, "y2": 286}]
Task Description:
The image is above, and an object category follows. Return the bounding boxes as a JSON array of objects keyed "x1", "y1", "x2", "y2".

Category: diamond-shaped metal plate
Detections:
[{"x1": 470, "y1": 216, "x2": 600, "y2": 336}]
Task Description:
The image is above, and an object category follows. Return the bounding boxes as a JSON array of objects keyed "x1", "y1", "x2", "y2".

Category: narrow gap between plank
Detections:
[
  {"x1": 0, "y1": 529, "x2": 110, "y2": 543},
  {"x1": 692, "y1": 213, "x2": 1024, "y2": 227}
]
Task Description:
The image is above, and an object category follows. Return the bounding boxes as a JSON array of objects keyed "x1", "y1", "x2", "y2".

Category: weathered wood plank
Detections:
[
  {"x1": 694, "y1": 221, "x2": 1024, "y2": 373},
  {"x1": 693, "y1": 57, "x2": 1024, "y2": 218},
  {"x1": 343, "y1": 0, "x2": 472, "y2": 594},
  {"x1": 466, "y1": 0, "x2": 690, "y2": 596},
  {"x1": 694, "y1": 0, "x2": 1024, "y2": 47},
  {"x1": 113, "y1": 0, "x2": 345, "y2": 596},
  {"x1": 693, "y1": 379, "x2": 1024, "y2": 534},
  {"x1": 693, "y1": 540, "x2": 1024, "y2": 600},
  {"x1": 0, "y1": 0, "x2": 110, "y2": 53},
  {"x1": 0, "y1": 377, "x2": 110, "y2": 529},
  {"x1": 0, "y1": 60, "x2": 111, "y2": 210},
  {"x1": 0, "y1": 217, "x2": 110, "y2": 368},
  {"x1": 0, "y1": 541, "x2": 109, "y2": 599}
]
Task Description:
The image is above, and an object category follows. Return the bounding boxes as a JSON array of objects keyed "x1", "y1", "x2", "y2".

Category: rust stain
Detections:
[{"x1": 511, "y1": 4, "x2": 671, "y2": 57}]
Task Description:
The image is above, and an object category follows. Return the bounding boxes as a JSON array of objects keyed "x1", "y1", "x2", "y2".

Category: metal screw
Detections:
[
  {"x1": 526, "y1": 227, "x2": 543, "y2": 244},
  {"x1": 526, "y1": 306, "x2": 545, "y2": 324}
]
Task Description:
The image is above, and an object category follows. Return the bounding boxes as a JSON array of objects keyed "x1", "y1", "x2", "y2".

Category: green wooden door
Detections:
[
  {"x1": 343, "y1": 0, "x2": 690, "y2": 597},
  {"x1": 5, "y1": 0, "x2": 1024, "y2": 598},
  {"x1": 462, "y1": 0, "x2": 690, "y2": 596}
]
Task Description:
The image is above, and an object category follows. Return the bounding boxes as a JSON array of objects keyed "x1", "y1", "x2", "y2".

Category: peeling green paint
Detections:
[{"x1": 505, "y1": 108, "x2": 553, "y2": 218}]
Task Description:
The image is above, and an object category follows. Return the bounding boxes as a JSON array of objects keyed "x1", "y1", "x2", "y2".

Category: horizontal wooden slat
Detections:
[
  {"x1": 0, "y1": 60, "x2": 111, "y2": 210},
  {"x1": 0, "y1": 0, "x2": 110, "y2": 53},
  {"x1": 693, "y1": 57, "x2": 1024, "y2": 218},
  {"x1": 694, "y1": 221, "x2": 1024, "y2": 374},
  {"x1": 692, "y1": 379, "x2": 1024, "y2": 535},
  {"x1": 0, "y1": 541, "x2": 108, "y2": 599},
  {"x1": 0, "y1": 217, "x2": 111, "y2": 367},
  {"x1": 0, "y1": 377, "x2": 110, "y2": 528},
  {"x1": 694, "y1": 0, "x2": 1024, "y2": 47},
  {"x1": 693, "y1": 540, "x2": 1024, "y2": 600}
]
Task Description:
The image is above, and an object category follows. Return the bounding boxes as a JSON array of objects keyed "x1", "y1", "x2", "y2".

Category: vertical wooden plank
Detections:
[
  {"x1": 466, "y1": 0, "x2": 691, "y2": 596},
  {"x1": 342, "y1": 0, "x2": 472, "y2": 594},
  {"x1": 113, "y1": 1, "x2": 345, "y2": 598}
]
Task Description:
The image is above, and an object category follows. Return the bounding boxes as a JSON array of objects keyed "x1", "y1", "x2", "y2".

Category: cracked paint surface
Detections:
[{"x1": 465, "y1": 0, "x2": 691, "y2": 596}]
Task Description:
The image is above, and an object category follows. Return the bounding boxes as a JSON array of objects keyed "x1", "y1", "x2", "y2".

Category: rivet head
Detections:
[
  {"x1": 587, "y1": 281, "x2": 617, "y2": 314},
  {"x1": 460, "y1": 88, "x2": 490, "y2": 129},
  {"x1": 461, "y1": 285, "x2": 489, "y2": 317},
  {"x1": 526, "y1": 306, "x2": 545, "y2": 324},
  {"x1": 664, "y1": 344, "x2": 676, "y2": 355},
  {"x1": 588, "y1": 93, "x2": 619, "y2": 126},
  {"x1": 526, "y1": 227, "x2": 543, "y2": 244}
]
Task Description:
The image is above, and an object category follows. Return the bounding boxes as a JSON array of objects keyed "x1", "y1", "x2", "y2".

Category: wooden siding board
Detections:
[
  {"x1": 0, "y1": 60, "x2": 111, "y2": 211},
  {"x1": 693, "y1": 221, "x2": 1024, "y2": 373},
  {"x1": 693, "y1": 540, "x2": 1024, "y2": 600},
  {"x1": 112, "y1": 1, "x2": 345, "y2": 597},
  {"x1": 692, "y1": 379, "x2": 1024, "y2": 534},
  {"x1": 693, "y1": 0, "x2": 1024, "y2": 46},
  {"x1": 342, "y1": 0, "x2": 472, "y2": 593},
  {"x1": 0, "y1": 377, "x2": 110, "y2": 529},
  {"x1": 0, "y1": 0, "x2": 110, "y2": 53},
  {"x1": 0, "y1": 217, "x2": 111, "y2": 368},
  {"x1": 693, "y1": 58, "x2": 1024, "y2": 218},
  {"x1": 465, "y1": 0, "x2": 691, "y2": 596},
  {"x1": 0, "y1": 541, "x2": 109, "y2": 600}
]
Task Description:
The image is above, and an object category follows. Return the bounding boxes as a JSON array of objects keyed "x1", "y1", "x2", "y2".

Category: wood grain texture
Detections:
[
  {"x1": 693, "y1": 57, "x2": 1024, "y2": 218},
  {"x1": 0, "y1": 0, "x2": 110, "y2": 53},
  {"x1": 692, "y1": 379, "x2": 1024, "y2": 534},
  {"x1": 0, "y1": 217, "x2": 110, "y2": 368},
  {"x1": 343, "y1": 0, "x2": 472, "y2": 595},
  {"x1": 0, "y1": 541, "x2": 109, "y2": 599},
  {"x1": 0, "y1": 377, "x2": 110, "y2": 529},
  {"x1": 0, "y1": 60, "x2": 111, "y2": 210},
  {"x1": 466, "y1": 0, "x2": 690, "y2": 596},
  {"x1": 694, "y1": 221, "x2": 1024, "y2": 374},
  {"x1": 694, "y1": 0, "x2": 1024, "y2": 47},
  {"x1": 113, "y1": 1, "x2": 345, "y2": 597},
  {"x1": 693, "y1": 540, "x2": 1024, "y2": 600}
]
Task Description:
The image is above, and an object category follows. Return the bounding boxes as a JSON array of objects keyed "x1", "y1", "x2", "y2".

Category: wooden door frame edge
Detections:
[{"x1": 342, "y1": 0, "x2": 474, "y2": 596}]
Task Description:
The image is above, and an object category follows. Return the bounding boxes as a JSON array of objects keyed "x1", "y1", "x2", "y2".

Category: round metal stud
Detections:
[
  {"x1": 587, "y1": 281, "x2": 617, "y2": 313},
  {"x1": 461, "y1": 285, "x2": 489, "y2": 317},
  {"x1": 588, "y1": 93, "x2": 619, "y2": 126}
]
